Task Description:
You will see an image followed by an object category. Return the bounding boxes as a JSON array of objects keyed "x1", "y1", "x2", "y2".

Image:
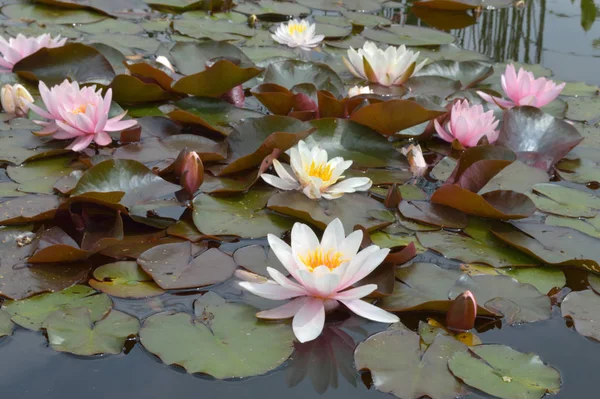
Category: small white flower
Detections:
[
  {"x1": 155, "y1": 55, "x2": 175, "y2": 72},
  {"x1": 343, "y1": 41, "x2": 427, "y2": 86},
  {"x1": 261, "y1": 140, "x2": 372, "y2": 200},
  {"x1": 271, "y1": 19, "x2": 324, "y2": 51},
  {"x1": 1, "y1": 83, "x2": 33, "y2": 116},
  {"x1": 348, "y1": 85, "x2": 373, "y2": 97}
]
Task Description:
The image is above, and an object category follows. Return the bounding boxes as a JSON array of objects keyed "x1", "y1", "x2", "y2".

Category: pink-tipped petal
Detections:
[
  {"x1": 256, "y1": 297, "x2": 308, "y2": 320},
  {"x1": 67, "y1": 135, "x2": 94, "y2": 152},
  {"x1": 434, "y1": 118, "x2": 454, "y2": 143}
]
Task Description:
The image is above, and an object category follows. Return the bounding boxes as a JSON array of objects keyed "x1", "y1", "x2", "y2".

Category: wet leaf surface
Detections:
[
  {"x1": 561, "y1": 289, "x2": 600, "y2": 341},
  {"x1": 89, "y1": 261, "x2": 165, "y2": 298},
  {"x1": 140, "y1": 292, "x2": 295, "y2": 378}
]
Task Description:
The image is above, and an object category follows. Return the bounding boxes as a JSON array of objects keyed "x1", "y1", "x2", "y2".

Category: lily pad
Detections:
[
  {"x1": 565, "y1": 96, "x2": 600, "y2": 122},
  {"x1": 46, "y1": 308, "x2": 140, "y2": 356},
  {"x1": 461, "y1": 264, "x2": 565, "y2": 295},
  {"x1": 2, "y1": 3, "x2": 107, "y2": 24},
  {"x1": 545, "y1": 215, "x2": 600, "y2": 239},
  {"x1": 354, "y1": 326, "x2": 468, "y2": 399},
  {"x1": 0, "y1": 194, "x2": 60, "y2": 225},
  {"x1": 415, "y1": 60, "x2": 493, "y2": 89},
  {"x1": 89, "y1": 261, "x2": 165, "y2": 298},
  {"x1": 562, "y1": 290, "x2": 600, "y2": 341},
  {"x1": 263, "y1": 60, "x2": 345, "y2": 98},
  {"x1": 14, "y1": 43, "x2": 116, "y2": 87},
  {"x1": 0, "y1": 310, "x2": 14, "y2": 337},
  {"x1": 399, "y1": 200, "x2": 467, "y2": 228},
  {"x1": 138, "y1": 242, "x2": 236, "y2": 290},
  {"x1": 234, "y1": 0, "x2": 310, "y2": 16},
  {"x1": 233, "y1": 245, "x2": 287, "y2": 278},
  {"x1": 139, "y1": 292, "x2": 295, "y2": 378},
  {"x1": 192, "y1": 188, "x2": 293, "y2": 238},
  {"x1": 362, "y1": 25, "x2": 454, "y2": 46},
  {"x1": 267, "y1": 191, "x2": 394, "y2": 233},
  {"x1": 448, "y1": 345, "x2": 561, "y2": 399},
  {"x1": 6, "y1": 154, "x2": 80, "y2": 194},
  {"x1": 110, "y1": 74, "x2": 178, "y2": 104},
  {"x1": 3, "y1": 285, "x2": 112, "y2": 331}
]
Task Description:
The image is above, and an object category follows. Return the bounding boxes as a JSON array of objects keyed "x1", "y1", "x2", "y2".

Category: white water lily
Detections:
[
  {"x1": 348, "y1": 85, "x2": 373, "y2": 97},
  {"x1": 271, "y1": 19, "x2": 324, "y2": 51},
  {"x1": 239, "y1": 219, "x2": 399, "y2": 342},
  {"x1": 1, "y1": 83, "x2": 33, "y2": 116},
  {"x1": 343, "y1": 41, "x2": 427, "y2": 86},
  {"x1": 261, "y1": 140, "x2": 372, "y2": 200}
]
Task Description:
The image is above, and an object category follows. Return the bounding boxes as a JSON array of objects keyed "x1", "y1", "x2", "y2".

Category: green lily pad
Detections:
[
  {"x1": 493, "y1": 222, "x2": 600, "y2": 272},
  {"x1": 46, "y1": 308, "x2": 140, "y2": 356},
  {"x1": 162, "y1": 96, "x2": 262, "y2": 136},
  {"x1": 449, "y1": 274, "x2": 551, "y2": 324},
  {"x1": 430, "y1": 156, "x2": 458, "y2": 182},
  {"x1": 0, "y1": 125, "x2": 68, "y2": 165},
  {"x1": 415, "y1": 60, "x2": 493, "y2": 89},
  {"x1": 89, "y1": 261, "x2": 165, "y2": 298},
  {"x1": 138, "y1": 242, "x2": 236, "y2": 290},
  {"x1": 110, "y1": 74, "x2": 178, "y2": 104},
  {"x1": 399, "y1": 200, "x2": 467, "y2": 229},
  {"x1": 355, "y1": 325, "x2": 467, "y2": 399},
  {"x1": 448, "y1": 345, "x2": 561, "y2": 399},
  {"x1": 263, "y1": 60, "x2": 345, "y2": 98},
  {"x1": 417, "y1": 223, "x2": 538, "y2": 268},
  {"x1": 143, "y1": 0, "x2": 217, "y2": 12},
  {"x1": 461, "y1": 264, "x2": 565, "y2": 295},
  {"x1": 315, "y1": 23, "x2": 351, "y2": 39},
  {"x1": 0, "y1": 310, "x2": 14, "y2": 337},
  {"x1": 533, "y1": 183, "x2": 600, "y2": 210},
  {"x1": 342, "y1": 11, "x2": 391, "y2": 27},
  {"x1": 2, "y1": 3, "x2": 107, "y2": 24},
  {"x1": 75, "y1": 18, "x2": 143, "y2": 34},
  {"x1": 590, "y1": 274, "x2": 600, "y2": 293},
  {"x1": 297, "y1": 0, "x2": 381, "y2": 11},
  {"x1": 219, "y1": 115, "x2": 313, "y2": 176},
  {"x1": 306, "y1": 118, "x2": 406, "y2": 168},
  {"x1": 371, "y1": 231, "x2": 426, "y2": 253},
  {"x1": 3, "y1": 285, "x2": 112, "y2": 331},
  {"x1": 139, "y1": 292, "x2": 295, "y2": 378},
  {"x1": 267, "y1": 191, "x2": 394, "y2": 233},
  {"x1": 6, "y1": 154, "x2": 79, "y2": 194},
  {"x1": 545, "y1": 215, "x2": 600, "y2": 239},
  {"x1": 363, "y1": 25, "x2": 454, "y2": 46},
  {"x1": 232, "y1": 245, "x2": 288, "y2": 278},
  {"x1": 562, "y1": 290, "x2": 600, "y2": 341},
  {"x1": 168, "y1": 41, "x2": 254, "y2": 76},
  {"x1": 234, "y1": 0, "x2": 310, "y2": 16},
  {"x1": 71, "y1": 159, "x2": 181, "y2": 210},
  {"x1": 477, "y1": 161, "x2": 549, "y2": 195},
  {"x1": 173, "y1": 19, "x2": 255, "y2": 40},
  {"x1": 566, "y1": 96, "x2": 600, "y2": 122},
  {"x1": 14, "y1": 43, "x2": 116, "y2": 87},
  {"x1": 192, "y1": 188, "x2": 293, "y2": 238}
]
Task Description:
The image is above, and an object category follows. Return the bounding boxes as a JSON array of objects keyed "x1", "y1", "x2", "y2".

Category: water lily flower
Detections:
[
  {"x1": 434, "y1": 99, "x2": 499, "y2": 147},
  {"x1": 155, "y1": 55, "x2": 175, "y2": 72},
  {"x1": 0, "y1": 34, "x2": 66, "y2": 73},
  {"x1": 348, "y1": 85, "x2": 373, "y2": 97},
  {"x1": 174, "y1": 148, "x2": 204, "y2": 194},
  {"x1": 28, "y1": 80, "x2": 137, "y2": 152},
  {"x1": 1, "y1": 83, "x2": 33, "y2": 116},
  {"x1": 477, "y1": 64, "x2": 565, "y2": 108},
  {"x1": 343, "y1": 41, "x2": 427, "y2": 86},
  {"x1": 272, "y1": 19, "x2": 324, "y2": 51},
  {"x1": 261, "y1": 140, "x2": 372, "y2": 200},
  {"x1": 239, "y1": 219, "x2": 399, "y2": 342}
]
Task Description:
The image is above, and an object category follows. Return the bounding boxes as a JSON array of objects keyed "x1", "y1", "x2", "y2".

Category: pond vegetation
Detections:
[{"x1": 0, "y1": 0, "x2": 598, "y2": 398}]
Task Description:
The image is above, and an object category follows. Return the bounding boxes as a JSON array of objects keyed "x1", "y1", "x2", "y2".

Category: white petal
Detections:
[
  {"x1": 261, "y1": 173, "x2": 299, "y2": 190},
  {"x1": 293, "y1": 297, "x2": 326, "y2": 342},
  {"x1": 343, "y1": 247, "x2": 390, "y2": 288},
  {"x1": 338, "y1": 230, "x2": 363, "y2": 259},
  {"x1": 239, "y1": 281, "x2": 305, "y2": 300},
  {"x1": 339, "y1": 299, "x2": 399, "y2": 323},
  {"x1": 320, "y1": 218, "x2": 345, "y2": 250},
  {"x1": 266, "y1": 267, "x2": 308, "y2": 295},
  {"x1": 332, "y1": 284, "x2": 377, "y2": 301},
  {"x1": 257, "y1": 297, "x2": 308, "y2": 319}
]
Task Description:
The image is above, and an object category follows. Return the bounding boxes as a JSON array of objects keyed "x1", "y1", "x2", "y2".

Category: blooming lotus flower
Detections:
[
  {"x1": 434, "y1": 99, "x2": 499, "y2": 147},
  {"x1": 344, "y1": 41, "x2": 427, "y2": 86},
  {"x1": 0, "y1": 34, "x2": 66, "y2": 72},
  {"x1": 239, "y1": 219, "x2": 399, "y2": 342},
  {"x1": 261, "y1": 140, "x2": 372, "y2": 200},
  {"x1": 1, "y1": 83, "x2": 33, "y2": 116},
  {"x1": 477, "y1": 64, "x2": 565, "y2": 108},
  {"x1": 272, "y1": 19, "x2": 324, "y2": 51},
  {"x1": 28, "y1": 80, "x2": 137, "y2": 152},
  {"x1": 348, "y1": 85, "x2": 373, "y2": 97}
]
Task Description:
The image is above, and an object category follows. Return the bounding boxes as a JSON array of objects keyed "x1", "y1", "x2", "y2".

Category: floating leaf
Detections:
[
  {"x1": 565, "y1": 96, "x2": 600, "y2": 122},
  {"x1": 46, "y1": 308, "x2": 140, "y2": 356},
  {"x1": 562, "y1": 289, "x2": 600, "y2": 341},
  {"x1": 14, "y1": 43, "x2": 115, "y2": 87},
  {"x1": 0, "y1": 195, "x2": 60, "y2": 225},
  {"x1": 2, "y1": 3, "x2": 107, "y2": 24},
  {"x1": 138, "y1": 242, "x2": 236, "y2": 290},
  {"x1": 399, "y1": 200, "x2": 467, "y2": 229},
  {"x1": 140, "y1": 292, "x2": 295, "y2": 378},
  {"x1": 193, "y1": 188, "x2": 293, "y2": 238},
  {"x1": 0, "y1": 310, "x2": 14, "y2": 337},
  {"x1": 233, "y1": 245, "x2": 287, "y2": 278},
  {"x1": 89, "y1": 261, "x2": 165, "y2": 298},
  {"x1": 545, "y1": 214, "x2": 600, "y2": 239},
  {"x1": 6, "y1": 155, "x2": 80, "y2": 194},
  {"x1": 448, "y1": 345, "x2": 561, "y2": 399},
  {"x1": 3, "y1": 285, "x2": 112, "y2": 331},
  {"x1": 234, "y1": 0, "x2": 310, "y2": 17},
  {"x1": 267, "y1": 191, "x2": 394, "y2": 233},
  {"x1": 355, "y1": 326, "x2": 467, "y2": 399},
  {"x1": 363, "y1": 25, "x2": 454, "y2": 46},
  {"x1": 110, "y1": 74, "x2": 178, "y2": 104},
  {"x1": 263, "y1": 60, "x2": 345, "y2": 98}
]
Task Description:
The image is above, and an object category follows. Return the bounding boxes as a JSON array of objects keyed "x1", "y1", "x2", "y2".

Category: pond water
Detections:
[{"x1": 0, "y1": 0, "x2": 598, "y2": 398}]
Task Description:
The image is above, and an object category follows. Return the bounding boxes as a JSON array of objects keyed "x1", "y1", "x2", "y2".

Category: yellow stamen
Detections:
[
  {"x1": 71, "y1": 104, "x2": 87, "y2": 114},
  {"x1": 299, "y1": 248, "x2": 345, "y2": 272},
  {"x1": 288, "y1": 23, "x2": 307, "y2": 35},
  {"x1": 306, "y1": 161, "x2": 333, "y2": 181}
]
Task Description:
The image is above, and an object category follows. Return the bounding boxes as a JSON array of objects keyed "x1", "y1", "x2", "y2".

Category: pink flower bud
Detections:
[
  {"x1": 174, "y1": 149, "x2": 203, "y2": 194},
  {"x1": 447, "y1": 290, "x2": 477, "y2": 332}
]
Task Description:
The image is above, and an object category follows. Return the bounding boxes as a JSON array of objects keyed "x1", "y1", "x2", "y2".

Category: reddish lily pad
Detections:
[
  {"x1": 399, "y1": 200, "x2": 468, "y2": 229},
  {"x1": 110, "y1": 74, "x2": 179, "y2": 104},
  {"x1": 0, "y1": 195, "x2": 60, "y2": 225},
  {"x1": 138, "y1": 241, "x2": 236, "y2": 290}
]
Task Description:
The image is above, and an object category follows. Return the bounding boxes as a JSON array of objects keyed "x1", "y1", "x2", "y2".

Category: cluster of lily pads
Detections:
[{"x1": 0, "y1": 0, "x2": 598, "y2": 398}]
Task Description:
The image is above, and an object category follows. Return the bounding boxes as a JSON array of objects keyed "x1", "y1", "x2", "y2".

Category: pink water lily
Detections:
[
  {"x1": 239, "y1": 219, "x2": 399, "y2": 343},
  {"x1": 434, "y1": 99, "x2": 499, "y2": 147},
  {"x1": 28, "y1": 80, "x2": 137, "y2": 152},
  {"x1": 477, "y1": 64, "x2": 565, "y2": 108},
  {"x1": 0, "y1": 34, "x2": 66, "y2": 73}
]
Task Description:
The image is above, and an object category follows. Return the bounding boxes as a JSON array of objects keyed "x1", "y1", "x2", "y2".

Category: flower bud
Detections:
[
  {"x1": 1, "y1": 83, "x2": 33, "y2": 116},
  {"x1": 174, "y1": 148, "x2": 203, "y2": 194},
  {"x1": 447, "y1": 290, "x2": 477, "y2": 332}
]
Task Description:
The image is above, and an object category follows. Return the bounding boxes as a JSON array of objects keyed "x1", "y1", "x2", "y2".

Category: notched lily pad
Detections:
[
  {"x1": 562, "y1": 290, "x2": 600, "y2": 341},
  {"x1": 140, "y1": 292, "x2": 295, "y2": 379},
  {"x1": 89, "y1": 261, "x2": 165, "y2": 298}
]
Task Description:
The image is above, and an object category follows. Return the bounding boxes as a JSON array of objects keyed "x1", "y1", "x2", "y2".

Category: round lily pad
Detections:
[
  {"x1": 448, "y1": 345, "x2": 561, "y2": 399},
  {"x1": 362, "y1": 25, "x2": 455, "y2": 46},
  {"x1": 233, "y1": 245, "x2": 288, "y2": 277},
  {"x1": 0, "y1": 310, "x2": 14, "y2": 337},
  {"x1": 139, "y1": 292, "x2": 295, "y2": 379},
  {"x1": 2, "y1": 3, "x2": 107, "y2": 24},
  {"x1": 46, "y1": 308, "x2": 140, "y2": 356},
  {"x1": 2, "y1": 285, "x2": 113, "y2": 331},
  {"x1": 89, "y1": 261, "x2": 165, "y2": 298},
  {"x1": 562, "y1": 289, "x2": 600, "y2": 341}
]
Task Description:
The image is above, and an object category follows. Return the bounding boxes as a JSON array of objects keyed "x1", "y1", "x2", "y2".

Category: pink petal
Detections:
[
  {"x1": 434, "y1": 118, "x2": 454, "y2": 143},
  {"x1": 94, "y1": 131, "x2": 112, "y2": 146},
  {"x1": 56, "y1": 120, "x2": 85, "y2": 137},
  {"x1": 292, "y1": 297, "x2": 325, "y2": 343},
  {"x1": 339, "y1": 299, "x2": 399, "y2": 323},
  {"x1": 67, "y1": 135, "x2": 94, "y2": 152},
  {"x1": 28, "y1": 102, "x2": 54, "y2": 120},
  {"x1": 104, "y1": 115, "x2": 137, "y2": 131},
  {"x1": 256, "y1": 297, "x2": 308, "y2": 319}
]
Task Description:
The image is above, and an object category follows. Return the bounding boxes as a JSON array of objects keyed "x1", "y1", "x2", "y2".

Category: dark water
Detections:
[{"x1": 1, "y1": 1, "x2": 599, "y2": 398}]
